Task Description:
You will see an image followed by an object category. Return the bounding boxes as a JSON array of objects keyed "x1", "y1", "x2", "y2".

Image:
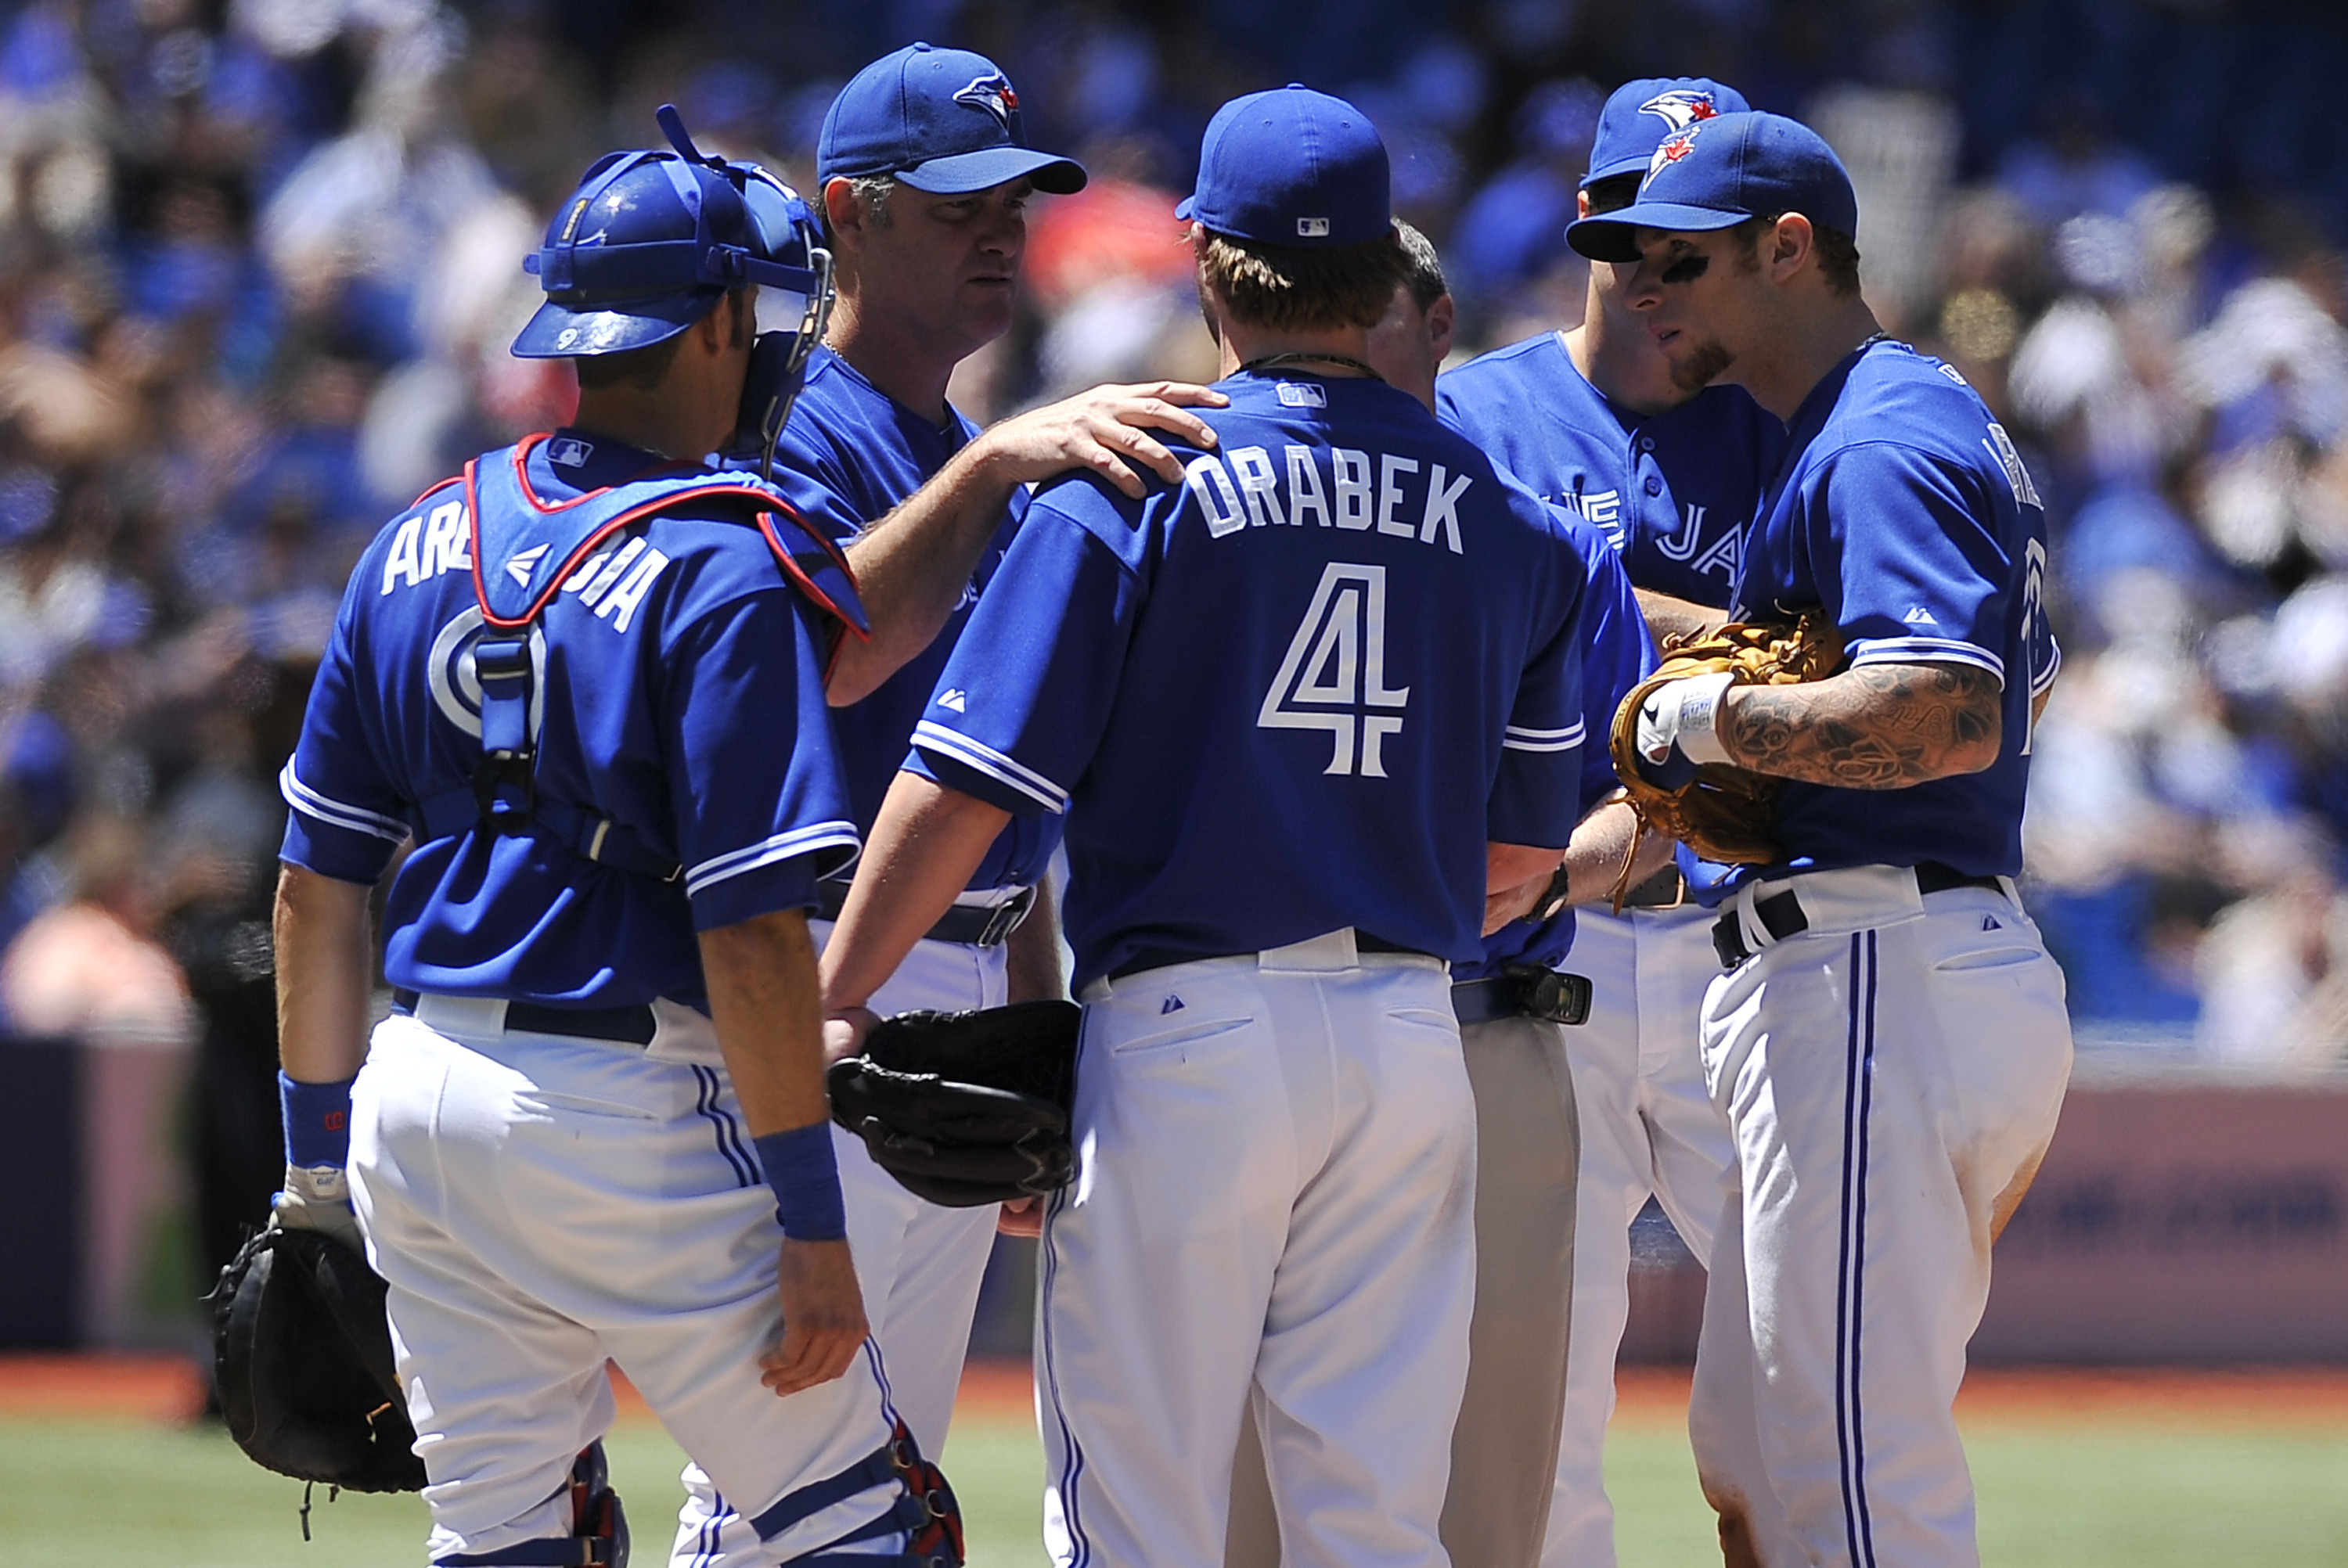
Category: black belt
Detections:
[
  {"x1": 1710, "y1": 862, "x2": 2005, "y2": 969},
  {"x1": 1619, "y1": 865, "x2": 1688, "y2": 909},
  {"x1": 1453, "y1": 968, "x2": 1593, "y2": 1027},
  {"x1": 1107, "y1": 933, "x2": 1426, "y2": 984},
  {"x1": 391, "y1": 988, "x2": 657, "y2": 1046},
  {"x1": 813, "y1": 881, "x2": 1035, "y2": 948}
]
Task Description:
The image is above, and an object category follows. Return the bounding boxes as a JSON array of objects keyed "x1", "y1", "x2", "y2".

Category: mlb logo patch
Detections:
[
  {"x1": 1296, "y1": 217, "x2": 1331, "y2": 238},
  {"x1": 1277, "y1": 383, "x2": 1327, "y2": 408},
  {"x1": 548, "y1": 437, "x2": 595, "y2": 467}
]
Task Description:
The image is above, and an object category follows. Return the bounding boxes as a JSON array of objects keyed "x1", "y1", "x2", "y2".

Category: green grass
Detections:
[
  {"x1": 0, "y1": 1411, "x2": 1042, "y2": 1567},
  {"x1": 4, "y1": 1406, "x2": 2346, "y2": 1565},
  {"x1": 1602, "y1": 1413, "x2": 2348, "y2": 1568}
]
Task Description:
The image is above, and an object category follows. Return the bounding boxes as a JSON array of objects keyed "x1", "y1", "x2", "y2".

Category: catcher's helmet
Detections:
[{"x1": 513, "y1": 105, "x2": 832, "y2": 378}]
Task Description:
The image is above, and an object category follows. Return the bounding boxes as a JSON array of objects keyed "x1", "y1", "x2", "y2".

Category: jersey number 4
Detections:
[{"x1": 1259, "y1": 562, "x2": 1410, "y2": 777}]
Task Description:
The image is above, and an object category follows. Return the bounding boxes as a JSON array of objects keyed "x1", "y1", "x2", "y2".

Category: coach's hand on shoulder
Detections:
[
  {"x1": 760, "y1": 1239, "x2": 869, "y2": 1397},
  {"x1": 974, "y1": 381, "x2": 1227, "y2": 500}
]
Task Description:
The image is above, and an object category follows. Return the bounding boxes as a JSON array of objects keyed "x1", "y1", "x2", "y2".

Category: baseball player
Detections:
[
  {"x1": 819, "y1": 86, "x2": 1590, "y2": 1568},
  {"x1": 269, "y1": 122, "x2": 938, "y2": 1566},
  {"x1": 1223, "y1": 218, "x2": 1673, "y2": 1568},
  {"x1": 680, "y1": 48, "x2": 1226, "y2": 1561},
  {"x1": 1439, "y1": 78, "x2": 1793, "y2": 1568},
  {"x1": 1568, "y1": 110, "x2": 2069, "y2": 1568}
]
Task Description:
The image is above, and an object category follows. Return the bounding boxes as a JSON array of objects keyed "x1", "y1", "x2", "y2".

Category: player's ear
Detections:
[
  {"x1": 1770, "y1": 213, "x2": 1815, "y2": 284},
  {"x1": 1576, "y1": 189, "x2": 1592, "y2": 221},
  {"x1": 823, "y1": 178, "x2": 865, "y2": 250},
  {"x1": 1428, "y1": 293, "x2": 1457, "y2": 365},
  {"x1": 687, "y1": 300, "x2": 729, "y2": 360}
]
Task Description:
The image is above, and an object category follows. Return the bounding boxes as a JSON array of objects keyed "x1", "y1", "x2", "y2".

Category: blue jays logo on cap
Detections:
[
  {"x1": 953, "y1": 73, "x2": 1021, "y2": 133},
  {"x1": 1649, "y1": 125, "x2": 1702, "y2": 178},
  {"x1": 1640, "y1": 89, "x2": 1721, "y2": 133}
]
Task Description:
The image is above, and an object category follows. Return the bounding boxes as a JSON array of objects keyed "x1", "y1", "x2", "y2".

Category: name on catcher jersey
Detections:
[
  {"x1": 905, "y1": 372, "x2": 1587, "y2": 991},
  {"x1": 772, "y1": 347, "x2": 1057, "y2": 892},
  {"x1": 1437, "y1": 329, "x2": 1783, "y2": 609},
  {"x1": 1729, "y1": 340, "x2": 2058, "y2": 881},
  {"x1": 278, "y1": 432, "x2": 856, "y2": 1009}
]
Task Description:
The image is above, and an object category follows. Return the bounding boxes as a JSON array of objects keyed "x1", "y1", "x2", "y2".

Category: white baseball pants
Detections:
[
  {"x1": 351, "y1": 1002, "x2": 904, "y2": 1566},
  {"x1": 675, "y1": 925, "x2": 1007, "y2": 1568},
  {"x1": 1540, "y1": 904, "x2": 1758, "y2": 1568},
  {"x1": 1689, "y1": 869, "x2": 2072, "y2": 1568},
  {"x1": 1045, "y1": 932, "x2": 1478, "y2": 1568},
  {"x1": 1226, "y1": 1006, "x2": 1582, "y2": 1568}
]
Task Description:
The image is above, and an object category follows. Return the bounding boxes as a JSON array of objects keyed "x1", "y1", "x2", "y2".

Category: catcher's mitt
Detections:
[
  {"x1": 208, "y1": 1225, "x2": 427, "y2": 1493},
  {"x1": 827, "y1": 1000, "x2": 1081, "y2": 1208},
  {"x1": 1610, "y1": 614, "x2": 1845, "y2": 876}
]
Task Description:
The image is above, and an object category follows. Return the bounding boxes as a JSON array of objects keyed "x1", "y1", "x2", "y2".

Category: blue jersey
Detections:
[
  {"x1": 1437, "y1": 329, "x2": 1783, "y2": 609},
  {"x1": 1730, "y1": 340, "x2": 2058, "y2": 881},
  {"x1": 1463, "y1": 507, "x2": 1655, "y2": 980},
  {"x1": 772, "y1": 347, "x2": 1055, "y2": 892},
  {"x1": 902, "y1": 371, "x2": 1589, "y2": 993},
  {"x1": 279, "y1": 430, "x2": 858, "y2": 1009}
]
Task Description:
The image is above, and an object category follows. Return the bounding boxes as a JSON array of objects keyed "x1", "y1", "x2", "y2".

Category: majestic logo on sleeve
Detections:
[
  {"x1": 1638, "y1": 90, "x2": 1721, "y2": 132},
  {"x1": 1648, "y1": 127, "x2": 1701, "y2": 182},
  {"x1": 953, "y1": 73, "x2": 1021, "y2": 134}
]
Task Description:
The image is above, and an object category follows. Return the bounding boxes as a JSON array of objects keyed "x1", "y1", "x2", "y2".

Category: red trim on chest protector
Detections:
[{"x1": 456, "y1": 433, "x2": 867, "y2": 635}]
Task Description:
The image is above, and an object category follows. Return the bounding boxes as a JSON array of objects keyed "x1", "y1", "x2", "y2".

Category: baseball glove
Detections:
[
  {"x1": 208, "y1": 1225, "x2": 427, "y2": 1493},
  {"x1": 1610, "y1": 614, "x2": 1845, "y2": 875},
  {"x1": 827, "y1": 1000, "x2": 1082, "y2": 1208}
]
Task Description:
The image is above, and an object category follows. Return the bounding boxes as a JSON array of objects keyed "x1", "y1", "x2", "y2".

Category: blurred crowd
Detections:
[{"x1": 4, "y1": 0, "x2": 2348, "y2": 1264}]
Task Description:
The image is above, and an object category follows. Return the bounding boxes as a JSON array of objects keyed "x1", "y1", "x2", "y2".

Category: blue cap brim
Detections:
[
  {"x1": 1579, "y1": 153, "x2": 1653, "y2": 189},
  {"x1": 895, "y1": 145, "x2": 1087, "y2": 196},
  {"x1": 510, "y1": 287, "x2": 724, "y2": 358},
  {"x1": 1566, "y1": 202, "x2": 1749, "y2": 262}
]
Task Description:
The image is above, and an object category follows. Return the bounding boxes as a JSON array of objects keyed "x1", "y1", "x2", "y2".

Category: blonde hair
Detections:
[{"x1": 1195, "y1": 226, "x2": 1410, "y2": 333}]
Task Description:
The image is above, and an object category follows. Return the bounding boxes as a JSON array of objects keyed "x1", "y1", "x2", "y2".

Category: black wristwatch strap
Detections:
[{"x1": 1532, "y1": 860, "x2": 1574, "y2": 923}]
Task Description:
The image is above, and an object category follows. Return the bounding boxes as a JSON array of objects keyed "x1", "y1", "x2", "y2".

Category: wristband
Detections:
[
  {"x1": 1674, "y1": 672, "x2": 1736, "y2": 767},
  {"x1": 280, "y1": 1071, "x2": 357, "y2": 1171},
  {"x1": 752, "y1": 1123, "x2": 848, "y2": 1242}
]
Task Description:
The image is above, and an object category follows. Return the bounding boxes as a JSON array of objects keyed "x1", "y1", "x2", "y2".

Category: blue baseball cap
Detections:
[
  {"x1": 818, "y1": 43, "x2": 1085, "y2": 196},
  {"x1": 1566, "y1": 110, "x2": 1857, "y2": 264},
  {"x1": 1177, "y1": 85, "x2": 1392, "y2": 249},
  {"x1": 1582, "y1": 77, "x2": 1750, "y2": 189}
]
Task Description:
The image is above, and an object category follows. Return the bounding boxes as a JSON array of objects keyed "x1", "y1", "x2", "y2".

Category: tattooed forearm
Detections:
[{"x1": 1720, "y1": 662, "x2": 2002, "y2": 788}]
